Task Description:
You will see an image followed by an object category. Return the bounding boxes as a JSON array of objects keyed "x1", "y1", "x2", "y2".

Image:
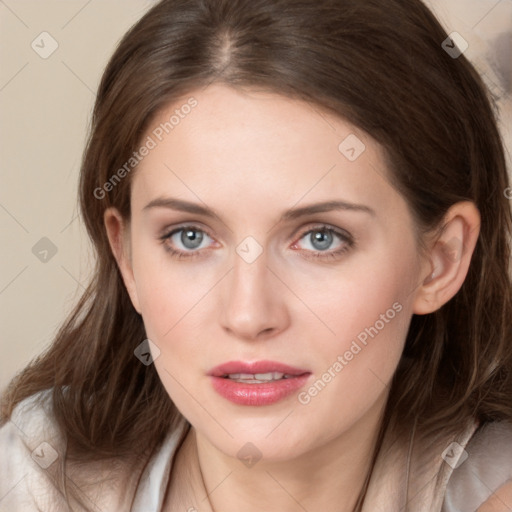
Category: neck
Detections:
[{"x1": 167, "y1": 394, "x2": 388, "y2": 512}]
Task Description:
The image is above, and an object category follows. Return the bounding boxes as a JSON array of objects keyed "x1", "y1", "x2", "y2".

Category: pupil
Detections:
[
  {"x1": 312, "y1": 230, "x2": 332, "y2": 251},
  {"x1": 182, "y1": 229, "x2": 203, "y2": 249}
]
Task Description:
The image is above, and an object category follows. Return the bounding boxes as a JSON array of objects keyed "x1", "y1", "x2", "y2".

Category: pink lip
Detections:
[
  {"x1": 208, "y1": 360, "x2": 309, "y2": 377},
  {"x1": 208, "y1": 360, "x2": 311, "y2": 406}
]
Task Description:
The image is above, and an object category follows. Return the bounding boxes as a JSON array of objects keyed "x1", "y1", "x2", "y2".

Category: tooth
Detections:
[
  {"x1": 254, "y1": 373, "x2": 274, "y2": 381},
  {"x1": 225, "y1": 371, "x2": 291, "y2": 382}
]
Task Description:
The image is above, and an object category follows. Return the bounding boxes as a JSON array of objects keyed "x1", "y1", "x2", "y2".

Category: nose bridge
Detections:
[
  {"x1": 220, "y1": 239, "x2": 286, "y2": 339},
  {"x1": 232, "y1": 245, "x2": 267, "y2": 295},
  {"x1": 229, "y1": 242, "x2": 271, "y2": 311}
]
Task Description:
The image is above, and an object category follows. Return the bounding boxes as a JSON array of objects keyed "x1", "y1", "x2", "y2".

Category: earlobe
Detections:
[
  {"x1": 104, "y1": 207, "x2": 142, "y2": 314},
  {"x1": 412, "y1": 201, "x2": 480, "y2": 315}
]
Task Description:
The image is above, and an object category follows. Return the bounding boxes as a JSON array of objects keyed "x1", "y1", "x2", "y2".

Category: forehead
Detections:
[{"x1": 131, "y1": 84, "x2": 404, "y2": 221}]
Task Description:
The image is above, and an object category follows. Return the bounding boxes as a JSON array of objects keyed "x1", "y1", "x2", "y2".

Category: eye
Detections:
[
  {"x1": 291, "y1": 225, "x2": 354, "y2": 260},
  {"x1": 159, "y1": 225, "x2": 215, "y2": 259},
  {"x1": 159, "y1": 223, "x2": 355, "y2": 261}
]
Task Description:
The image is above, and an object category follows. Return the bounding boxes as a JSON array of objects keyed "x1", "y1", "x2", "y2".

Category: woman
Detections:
[{"x1": 1, "y1": 0, "x2": 511, "y2": 510}]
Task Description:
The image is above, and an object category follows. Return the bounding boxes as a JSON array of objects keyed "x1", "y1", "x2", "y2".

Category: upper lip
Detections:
[{"x1": 209, "y1": 360, "x2": 310, "y2": 377}]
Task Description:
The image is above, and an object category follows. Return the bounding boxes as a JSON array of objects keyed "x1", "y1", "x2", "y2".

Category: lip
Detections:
[
  {"x1": 208, "y1": 360, "x2": 311, "y2": 406},
  {"x1": 208, "y1": 360, "x2": 309, "y2": 377}
]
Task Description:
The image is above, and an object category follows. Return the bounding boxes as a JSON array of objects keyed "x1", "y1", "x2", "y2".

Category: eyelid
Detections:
[
  {"x1": 160, "y1": 223, "x2": 212, "y2": 239},
  {"x1": 291, "y1": 222, "x2": 353, "y2": 242}
]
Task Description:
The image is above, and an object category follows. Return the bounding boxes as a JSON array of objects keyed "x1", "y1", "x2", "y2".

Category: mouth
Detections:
[
  {"x1": 209, "y1": 360, "x2": 309, "y2": 379},
  {"x1": 219, "y1": 371, "x2": 298, "y2": 383},
  {"x1": 208, "y1": 360, "x2": 311, "y2": 406}
]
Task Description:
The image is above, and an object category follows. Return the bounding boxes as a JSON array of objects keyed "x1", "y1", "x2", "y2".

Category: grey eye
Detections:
[
  {"x1": 179, "y1": 228, "x2": 204, "y2": 249},
  {"x1": 309, "y1": 230, "x2": 334, "y2": 251}
]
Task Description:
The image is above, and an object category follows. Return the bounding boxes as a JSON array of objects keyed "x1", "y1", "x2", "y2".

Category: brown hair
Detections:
[{"x1": 2, "y1": 0, "x2": 511, "y2": 509}]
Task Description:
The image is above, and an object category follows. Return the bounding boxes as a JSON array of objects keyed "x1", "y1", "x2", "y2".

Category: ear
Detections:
[
  {"x1": 413, "y1": 201, "x2": 481, "y2": 315},
  {"x1": 104, "y1": 207, "x2": 142, "y2": 314}
]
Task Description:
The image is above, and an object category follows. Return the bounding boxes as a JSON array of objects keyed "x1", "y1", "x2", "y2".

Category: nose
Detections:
[{"x1": 219, "y1": 248, "x2": 289, "y2": 341}]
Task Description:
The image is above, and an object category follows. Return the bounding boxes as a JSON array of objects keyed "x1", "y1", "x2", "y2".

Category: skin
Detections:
[
  {"x1": 478, "y1": 480, "x2": 512, "y2": 511},
  {"x1": 105, "y1": 84, "x2": 480, "y2": 511}
]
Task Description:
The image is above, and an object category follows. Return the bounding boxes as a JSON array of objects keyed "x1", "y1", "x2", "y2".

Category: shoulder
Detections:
[
  {"x1": 0, "y1": 389, "x2": 69, "y2": 511},
  {"x1": 0, "y1": 389, "x2": 190, "y2": 512},
  {"x1": 443, "y1": 420, "x2": 512, "y2": 512}
]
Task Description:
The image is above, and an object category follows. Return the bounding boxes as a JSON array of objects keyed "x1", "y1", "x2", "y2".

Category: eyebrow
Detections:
[{"x1": 142, "y1": 197, "x2": 376, "y2": 221}]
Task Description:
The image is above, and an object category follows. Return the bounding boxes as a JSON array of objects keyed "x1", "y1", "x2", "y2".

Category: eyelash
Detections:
[{"x1": 158, "y1": 224, "x2": 355, "y2": 261}]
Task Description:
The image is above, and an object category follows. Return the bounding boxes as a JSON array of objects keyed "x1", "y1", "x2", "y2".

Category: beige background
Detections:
[{"x1": 1, "y1": 0, "x2": 511, "y2": 392}]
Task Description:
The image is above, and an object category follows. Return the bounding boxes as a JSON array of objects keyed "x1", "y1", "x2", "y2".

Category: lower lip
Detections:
[{"x1": 210, "y1": 374, "x2": 311, "y2": 406}]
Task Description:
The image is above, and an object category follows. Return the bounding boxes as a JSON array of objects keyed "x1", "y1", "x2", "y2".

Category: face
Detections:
[{"x1": 110, "y1": 84, "x2": 429, "y2": 462}]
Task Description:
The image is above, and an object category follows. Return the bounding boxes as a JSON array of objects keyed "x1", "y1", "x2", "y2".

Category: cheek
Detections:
[
  {"x1": 131, "y1": 241, "x2": 207, "y2": 338},
  {"x1": 292, "y1": 250, "x2": 416, "y2": 355},
  {"x1": 291, "y1": 253, "x2": 415, "y2": 412},
  {"x1": 292, "y1": 296, "x2": 412, "y2": 450}
]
